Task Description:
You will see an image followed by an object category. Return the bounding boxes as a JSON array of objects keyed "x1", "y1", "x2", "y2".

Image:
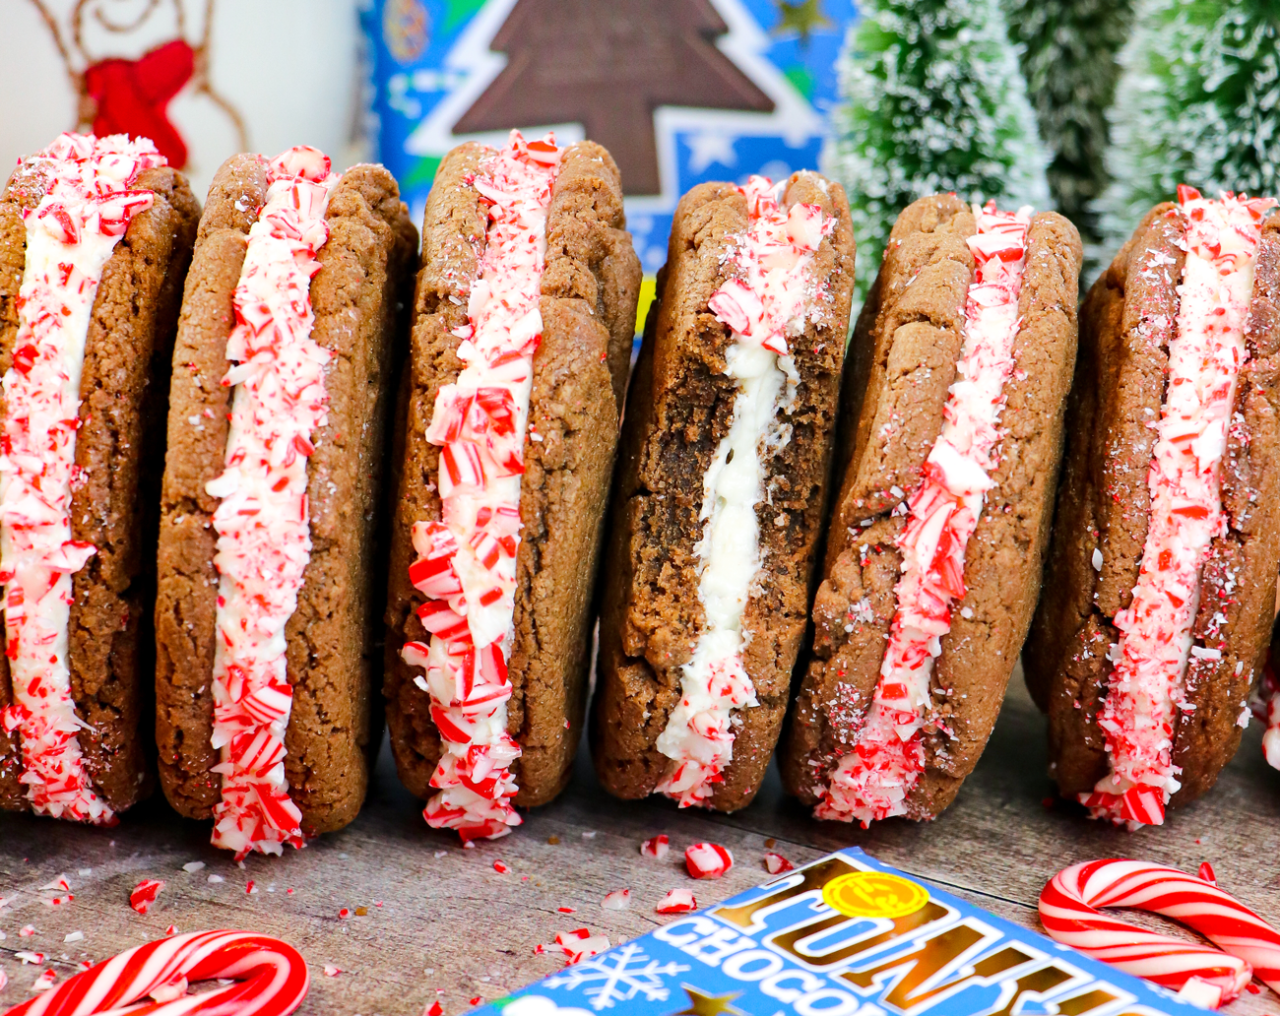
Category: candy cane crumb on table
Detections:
[
  {"x1": 130, "y1": 879, "x2": 165, "y2": 915},
  {"x1": 1040, "y1": 859, "x2": 1280, "y2": 1009}
]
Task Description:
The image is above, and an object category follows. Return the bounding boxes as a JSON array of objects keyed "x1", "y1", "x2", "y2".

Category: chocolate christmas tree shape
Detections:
[{"x1": 454, "y1": 0, "x2": 774, "y2": 196}]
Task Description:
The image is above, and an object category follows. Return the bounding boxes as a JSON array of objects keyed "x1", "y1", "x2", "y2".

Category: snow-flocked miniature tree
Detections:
[
  {"x1": 1095, "y1": 0, "x2": 1280, "y2": 252},
  {"x1": 824, "y1": 0, "x2": 1050, "y2": 308},
  {"x1": 1002, "y1": 0, "x2": 1135, "y2": 252}
]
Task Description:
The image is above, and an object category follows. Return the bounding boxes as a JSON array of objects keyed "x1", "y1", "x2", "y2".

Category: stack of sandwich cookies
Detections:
[
  {"x1": 1026, "y1": 187, "x2": 1280, "y2": 827},
  {"x1": 593, "y1": 173, "x2": 855, "y2": 811},
  {"x1": 0, "y1": 133, "x2": 198, "y2": 823},
  {"x1": 783, "y1": 194, "x2": 1082, "y2": 824},
  {"x1": 155, "y1": 148, "x2": 416, "y2": 857},
  {"x1": 384, "y1": 132, "x2": 640, "y2": 841}
]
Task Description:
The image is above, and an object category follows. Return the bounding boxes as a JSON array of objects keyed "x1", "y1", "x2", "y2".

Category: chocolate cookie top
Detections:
[
  {"x1": 592, "y1": 172, "x2": 855, "y2": 812},
  {"x1": 155, "y1": 150, "x2": 415, "y2": 853},
  {"x1": 783, "y1": 195, "x2": 1081, "y2": 823},
  {"x1": 1026, "y1": 199, "x2": 1280, "y2": 821},
  {"x1": 0, "y1": 135, "x2": 198, "y2": 819},
  {"x1": 383, "y1": 136, "x2": 640, "y2": 834}
]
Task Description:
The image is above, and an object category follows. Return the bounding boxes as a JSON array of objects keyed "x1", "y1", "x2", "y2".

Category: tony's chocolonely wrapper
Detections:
[
  {"x1": 362, "y1": 0, "x2": 854, "y2": 280},
  {"x1": 470, "y1": 848, "x2": 1214, "y2": 1016}
]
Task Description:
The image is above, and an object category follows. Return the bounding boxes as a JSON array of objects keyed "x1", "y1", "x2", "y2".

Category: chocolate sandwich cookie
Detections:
[
  {"x1": 1025, "y1": 187, "x2": 1280, "y2": 828},
  {"x1": 384, "y1": 133, "x2": 641, "y2": 842},
  {"x1": 782, "y1": 194, "x2": 1082, "y2": 825},
  {"x1": 1262, "y1": 614, "x2": 1280, "y2": 770},
  {"x1": 592, "y1": 173, "x2": 856, "y2": 813},
  {"x1": 155, "y1": 148, "x2": 416, "y2": 858},
  {"x1": 0, "y1": 133, "x2": 198, "y2": 824}
]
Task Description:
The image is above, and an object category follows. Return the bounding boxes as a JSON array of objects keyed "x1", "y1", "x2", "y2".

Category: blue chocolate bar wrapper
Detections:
[
  {"x1": 469, "y1": 848, "x2": 1210, "y2": 1016},
  {"x1": 361, "y1": 0, "x2": 856, "y2": 278}
]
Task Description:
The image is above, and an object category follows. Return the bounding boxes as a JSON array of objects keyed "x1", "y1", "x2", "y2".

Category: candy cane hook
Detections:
[
  {"x1": 1040, "y1": 859, "x2": 1280, "y2": 1008},
  {"x1": 2, "y1": 930, "x2": 308, "y2": 1016}
]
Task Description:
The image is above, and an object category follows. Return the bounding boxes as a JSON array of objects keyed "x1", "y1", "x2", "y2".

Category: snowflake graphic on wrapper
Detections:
[{"x1": 545, "y1": 943, "x2": 690, "y2": 1011}]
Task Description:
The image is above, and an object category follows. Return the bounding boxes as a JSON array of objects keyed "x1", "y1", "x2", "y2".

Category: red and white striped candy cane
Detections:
[
  {"x1": 1041, "y1": 860, "x2": 1280, "y2": 1008},
  {"x1": 2, "y1": 930, "x2": 308, "y2": 1016}
]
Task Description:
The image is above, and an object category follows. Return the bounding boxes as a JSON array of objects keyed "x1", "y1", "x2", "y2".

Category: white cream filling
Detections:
[
  {"x1": 654, "y1": 180, "x2": 828, "y2": 805},
  {"x1": 655, "y1": 344, "x2": 789, "y2": 765},
  {"x1": 2, "y1": 225, "x2": 114, "y2": 676}
]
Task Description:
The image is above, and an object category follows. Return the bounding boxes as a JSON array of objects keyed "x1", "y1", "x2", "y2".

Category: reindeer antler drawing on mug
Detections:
[{"x1": 26, "y1": 0, "x2": 248, "y2": 168}]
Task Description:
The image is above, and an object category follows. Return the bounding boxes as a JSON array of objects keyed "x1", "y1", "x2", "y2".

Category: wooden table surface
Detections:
[{"x1": 2, "y1": 670, "x2": 1278, "y2": 1016}]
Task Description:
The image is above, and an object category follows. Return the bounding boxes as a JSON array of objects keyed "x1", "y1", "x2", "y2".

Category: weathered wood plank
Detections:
[{"x1": 2, "y1": 672, "x2": 1278, "y2": 1016}]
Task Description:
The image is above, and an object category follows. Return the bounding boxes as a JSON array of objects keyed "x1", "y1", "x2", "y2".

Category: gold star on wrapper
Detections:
[
  {"x1": 772, "y1": 0, "x2": 832, "y2": 44},
  {"x1": 674, "y1": 986, "x2": 744, "y2": 1016}
]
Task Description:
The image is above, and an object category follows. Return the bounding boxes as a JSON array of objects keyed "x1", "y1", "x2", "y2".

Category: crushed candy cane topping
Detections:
[
  {"x1": 1084, "y1": 187, "x2": 1276, "y2": 829},
  {"x1": 205, "y1": 146, "x2": 339, "y2": 860},
  {"x1": 817, "y1": 201, "x2": 1032, "y2": 826},
  {"x1": 655, "y1": 175, "x2": 831, "y2": 807},
  {"x1": 401, "y1": 131, "x2": 562, "y2": 842},
  {"x1": 0, "y1": 132, "x2": 165, "y2": 825}
]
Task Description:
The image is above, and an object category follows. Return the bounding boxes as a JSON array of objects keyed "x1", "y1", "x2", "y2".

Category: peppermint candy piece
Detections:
[
  {"x1": 655, "y1": 889, "x2": 697, "y2": 914},
  {"x1": 553, "y1": 929, "x2": 610, "y2": 966},
  {"x1": 685, "y1": 842, "x2": 734, "y2": 879},
  {"x1": 129, "y1": 879, "x2": 165, "y2": 915},
  {"x1": 763, "y1": 852, "x2": 794, "y2": 875},
  {"x1": 601, "y1": 890, "x2": 630, "y2": 911},
  {"x1": 640, "y1": 834, "x2": 669, "y2": 860}
]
